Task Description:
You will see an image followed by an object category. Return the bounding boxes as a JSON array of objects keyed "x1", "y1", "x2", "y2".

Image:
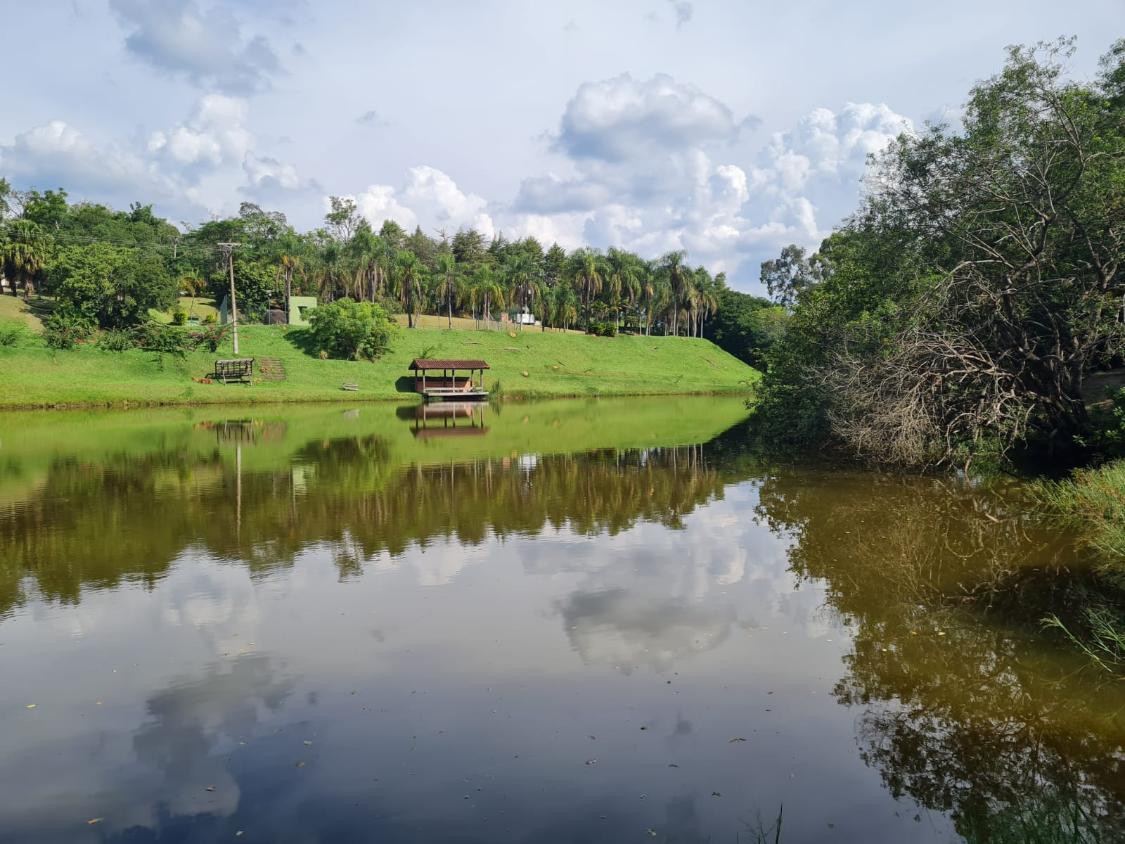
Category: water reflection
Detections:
[
  {"x1": 397, "y1": 401, "x2": 490, "y2": 438},
  {"x1": 0, "y1": 402, "x2": 1123, "y2": 842},
  {"x1": 0, "y1": 439, "x2": 730, "y2": 616},
  {"x1": 755, "y1": 469, "x2": 1125, "y2": 842}
]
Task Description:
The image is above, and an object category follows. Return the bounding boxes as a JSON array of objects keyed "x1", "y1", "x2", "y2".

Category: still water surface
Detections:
[{"x1": 0, "y1": 398, "x2": 1122, "y2": 843}]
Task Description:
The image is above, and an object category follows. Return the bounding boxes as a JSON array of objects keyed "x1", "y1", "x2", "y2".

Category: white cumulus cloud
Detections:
[
  {"x1": 149, "y1": 94, "x2": 253, "y2": 169},
  {"x1": 350, "y1": 166, "x2": 495, "y2": 239},
  {"x1": 0, "y1": 119, "x2": 176, "y2": 206}
]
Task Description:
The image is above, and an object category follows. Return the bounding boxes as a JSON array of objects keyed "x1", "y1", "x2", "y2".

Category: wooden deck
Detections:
[{"x1": 422, "y1": 387, "x2": 489, "y2": 401}]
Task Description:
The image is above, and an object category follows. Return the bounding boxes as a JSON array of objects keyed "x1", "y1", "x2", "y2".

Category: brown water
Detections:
[{"x1": 0, "y1": 398, "x2": 1122, "y2": 843}]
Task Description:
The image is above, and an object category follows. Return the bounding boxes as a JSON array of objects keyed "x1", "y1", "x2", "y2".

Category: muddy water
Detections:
[{"x1": 0, "y1": 398, "x2": 1121, "y2": 843}]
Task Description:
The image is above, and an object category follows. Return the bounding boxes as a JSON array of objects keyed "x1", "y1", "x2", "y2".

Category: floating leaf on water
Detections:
[
  {"x1": 296, "y1": 761, "x2": 306, "y2": 768},
  {"x1": 647, "y1": 830, "x2": 657, "y2": 838},
  {"x1": 205, "y1": 785, "x2": 216, "y2": 792},
  {"x1": 711, "y1": 791, "x2": 722, "y2": 797},
  {"x1": 303, "y1": 740, "x2": 313, "y2": 746},
  {"x1": 668, "y1": 763, "x2": 679, "y2": 768},
  {"x1": 584, "y1": 759, "x2": 597, "y2": 766},
  {"x1": 25, "y1": 704, "x2": 36, "y2": 710},
  {"x1": 86, "y1": 818, "x2": 103, "y2": 825},
  {"x1": 728, "y1": 737, "x2": 746, "y2": 743}
]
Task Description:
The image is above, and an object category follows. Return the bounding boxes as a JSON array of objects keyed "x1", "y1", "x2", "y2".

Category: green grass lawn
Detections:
[{"x1": 0, "y1": 322, "x2": 758, "y2": 409}]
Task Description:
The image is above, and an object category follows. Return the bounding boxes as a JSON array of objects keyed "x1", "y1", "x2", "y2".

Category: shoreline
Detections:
[{"x1": 0, "y1": 386, "x2": 753, "y2": 413}]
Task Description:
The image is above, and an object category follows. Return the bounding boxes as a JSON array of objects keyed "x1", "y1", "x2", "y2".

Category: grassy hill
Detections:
[
  {"x1": 0, "y1": 296, "x2": 43, "y2": 330},
  {"x1": 0, "y1": 321, "x2": 758, "y2": 409}
]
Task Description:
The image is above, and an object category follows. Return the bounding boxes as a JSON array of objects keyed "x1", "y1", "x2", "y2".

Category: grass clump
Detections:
[
  {"x1": 1043, "y1": 600, "x2": 1125, "y2": 677},
  {"x1": 1036, "y1": 461, "x2": 1125, "y2": 677},
  {"x1": 1035, "y1": 461, "x2": 1125, "y2": 561},
  {"x1": 0, "y1": 319, "x2": 27, "y2": 347}
]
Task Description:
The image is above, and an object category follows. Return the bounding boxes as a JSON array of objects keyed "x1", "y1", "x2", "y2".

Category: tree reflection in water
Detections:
[
  {"x1": 0, "y1": 435, "x2": 725, "y2": 617},
  {"x1": 755, "y1": 468, "x2": 1125, "y2": 842},
  {"x1": 4, "y1": 415, "x2": 1125, "y2": 841}
]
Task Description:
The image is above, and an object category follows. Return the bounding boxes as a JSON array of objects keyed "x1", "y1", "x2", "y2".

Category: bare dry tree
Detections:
[{"x1": 820, "y1": 41, "x2": 1124, "y2": 466}]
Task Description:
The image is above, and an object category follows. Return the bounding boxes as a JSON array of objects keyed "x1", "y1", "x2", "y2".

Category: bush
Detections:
[
  {"x1": 132, "y1": 321, "x2": 189, "y2": 356},
  {"x1": 587, "y1": 321, "x2": 617, "y2": 337},
  {"x1": 203, "y1": 313, "x2": 218, "y2": 325},
  {"x1": 0, "y1": 320, "x2": 26, "y2": 348},
  {"x1": 188, "y1": 323, "x2": 229, "y2": 353},
  {"x1": 306, "y1": 298, "x2": 396, "y2": 361},
  {"x1": 42, "y1": 310, "x2": 93, "y2": 350},
  {"x1": 96, "y1": 328, "x2": 135, "y2": 351},
  {"x1": 171, "y1": 308, "x2": 187, "y2": 326}
]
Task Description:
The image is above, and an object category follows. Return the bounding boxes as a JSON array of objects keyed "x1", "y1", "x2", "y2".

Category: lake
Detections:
[{"x1": 0, "y1": 398, "x2": 1122, "y2": 843}]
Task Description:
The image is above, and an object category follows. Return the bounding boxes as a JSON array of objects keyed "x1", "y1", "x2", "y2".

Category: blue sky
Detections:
[{"x1": 1, "y1": 0, "x2": 1120, "y2": 290}]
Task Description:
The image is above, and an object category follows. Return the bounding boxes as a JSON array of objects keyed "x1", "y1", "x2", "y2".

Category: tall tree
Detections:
[
  {"x1": 760, "y1": 244, "x2": 824, "y2": 308},
  {"x1": 1, "y1": 220, "x2": 50, "y2": 298},
  {"x1": 568, "y1": 249, "x2": 604, "y2": 331},
  {"x1": 433, "y1": 252, "x2": 463, "y2": 329},
  {"x1": 660, "y1": 251, "x2": 693, "y2": 336},
  {"x1": 393, "y1": 250, "x2": 427, "y2": 328}
]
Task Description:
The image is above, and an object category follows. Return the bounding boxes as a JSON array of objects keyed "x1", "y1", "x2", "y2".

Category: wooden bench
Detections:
[
  {"x1": 413, "y1": 376, "x2": 476, "y2": 393},
  {"x1": 214, "y1": 358, "x2": 254, "y2": 384}
]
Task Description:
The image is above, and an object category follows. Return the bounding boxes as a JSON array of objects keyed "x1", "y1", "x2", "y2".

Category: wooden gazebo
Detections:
[{"x1": 409, "y1": 358, "x2": 490, "y2": 401}]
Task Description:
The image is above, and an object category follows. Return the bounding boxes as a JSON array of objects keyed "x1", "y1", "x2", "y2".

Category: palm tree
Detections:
[
  {"x1": 393, "y1": 250, "x2": 426, "y2": 328},
  {"x1": 606, "y1": 248, "x2": 642, "y2": 330},
  {"x1": 433, "y1": 252, "x2": 463, "y2": 329},
  {"x1": 276, "y1": 253, "x2": 302, "y2": 320},
  {"x1": 693, "y1": 268, "x2": 719, "y2": 338},
  {"x1": 315, "y1": 236, "x2": 346, "y2": 301},
  {"x1": 504, "y1": 252, "x2": 541, "y2": 330},
  {"x1": 468, "y1": 264, "x2": 505, "y2": 328},
  {"x1": 567, "y1": 249, "x2": 603, "y2": 331},
  {"x1": 660, "y1": 251, "x2": 691, "y2": 336},
  {"x1": 638, "y1": 263, "x2": 658, "y2": 335},
  {"x1": 1, "y1": 220, "x2": 49, "y2": 299},
  {"x1": 550, "y1": 285, "x2": 579, "y2": 331}
]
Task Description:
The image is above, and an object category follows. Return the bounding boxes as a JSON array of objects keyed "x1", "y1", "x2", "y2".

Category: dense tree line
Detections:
[
  {"x1": 754, "y1": 39, "x2": 1125, "y2": 466},
  {"x1": 0, "y1": 177, "x2": 779, "y2": 363}
]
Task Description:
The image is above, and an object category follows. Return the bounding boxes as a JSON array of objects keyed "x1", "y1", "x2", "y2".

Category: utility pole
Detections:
[{"x1": 218, "y1": 242, "x2": 241, "y2": 355}]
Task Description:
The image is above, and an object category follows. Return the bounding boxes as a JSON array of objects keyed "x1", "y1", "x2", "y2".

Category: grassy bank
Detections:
[
  {"x1": 0, "y1": 321, "x2": 758, "y2": 408},
  {"x1": 1037, "y1": 460, "x2": 1125, "y2": 566},
  {"x1": 1035, "y1": 460, "x2": 1125, "y2": 675}
]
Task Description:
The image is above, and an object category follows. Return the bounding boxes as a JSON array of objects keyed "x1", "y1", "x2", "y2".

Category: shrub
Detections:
[
  {"x1": 97, "y1": 328, "x2": 135, "y2": 351},
  {"x1": 171, "y1": 308, "x2": 187, "y2": 326},
  {"x1": 587, "y1": 321, "x2": 617, "y2": 337},
  {"x1": 132, "y1": 321, "x2": 189, "y2": 356},
  {"x1": 203, "y1": 313, "x2": 218, "y2": 325},
  {"x1": 42, "y1": 310, "x2": 93, "y2": 350},
  {"x1": 306, "y1": 298, "x2": 396, "y2": 361},
  {"x1": 0, "y1": 320, "x2": 26, "y2": 348},
  {"x1": 188, "y1": 323, "x2": 229, "y2": 353}
]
